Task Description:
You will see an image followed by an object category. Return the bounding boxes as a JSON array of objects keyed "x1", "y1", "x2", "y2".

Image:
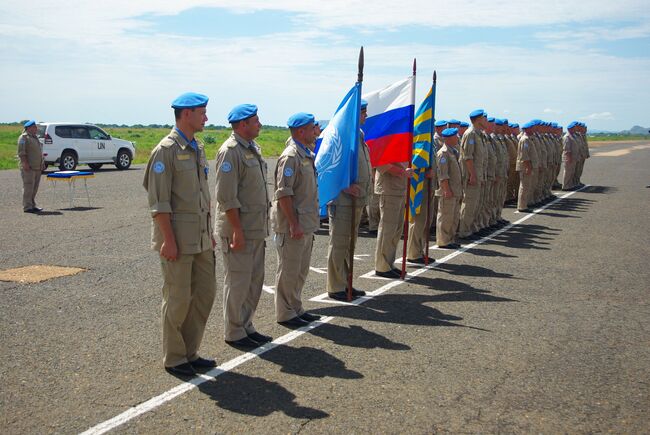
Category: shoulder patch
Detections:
[
  {"x1": 523, "y1": 143, "x2": 529, "y2": 149},
  {"x1": 221, "y1": 161, "x2": 232, "y2": 173},
  {"x1": 284, "y1": 167, "x2": 294, "y2": 177},
  {"x1": 469, "y1": 138, "x2": 475, "y2": 145},
  {"x1": 153, "y1": 161, "x2": 165, "y2": 174},
  {"x1": 18, "y1": 136, "x2": 26, "y2": 145},
  {"x1": 440, "y1": 156, "x2": 447, "y2": 165}
]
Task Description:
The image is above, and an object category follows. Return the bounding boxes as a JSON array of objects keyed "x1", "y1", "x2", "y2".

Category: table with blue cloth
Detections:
[{"x1": 46, "y1": 171, "x2": 95, "y2": 208}]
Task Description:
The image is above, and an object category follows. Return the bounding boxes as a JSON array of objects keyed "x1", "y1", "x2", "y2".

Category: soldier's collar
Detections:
[
  {"x1": 171, "y1": 128, "x2": 197, "y2": 150},
  {"x1": 292, "y1": 138, "x2": 313, "y2": 159}
]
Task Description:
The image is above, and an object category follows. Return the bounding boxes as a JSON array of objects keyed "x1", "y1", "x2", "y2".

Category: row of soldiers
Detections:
[{"x1": 143, "y1": 92, "x2": 589, "y2": 377}]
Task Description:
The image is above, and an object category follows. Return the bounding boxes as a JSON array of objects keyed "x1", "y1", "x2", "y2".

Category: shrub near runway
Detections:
[{"x1": 0, "y1": 124, "x2": 288, "y2": 170}]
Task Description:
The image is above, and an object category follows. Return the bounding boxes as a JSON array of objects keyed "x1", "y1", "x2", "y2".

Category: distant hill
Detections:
[{"x1": 622, "y1": 126, "x2": 650, "y2": 135}]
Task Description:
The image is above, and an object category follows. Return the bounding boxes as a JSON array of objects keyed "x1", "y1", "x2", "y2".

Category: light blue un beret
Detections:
[
  {"x1": 522, "y1": 121, "x2": 535, "y2": 129},
  {"x1": 287, "y1": 112, "x2": 315, "y2": 128},
  {"x1": 495, "y1": 119, "x2": 505, "y2": 125},
  {"x1": 228, "y1": 104, "x2": 258, "y2": 123},
  {"x1": 171, "y1": 92, "x2": 208, "y2": 109},
  {"x1": 361, "y1": 99, "x2": 368, "y2": 110},
  {"x1": 487, "y1": 117, "x2": 495, "y2": 123},
  {"x1": 23, "y1": 120, "x2": 36, "y2": 128},
  {"x1": 434, "y1": 120, "x2": 448, "y2": 127},
  {"x1": 460, "y1": 121, "x2": 470, "y2": 127},
  {"x1": 448, "y1": 119, "x2": 461, "y2": 125},
  {"x1": 469, "y1": 109, "x2": 485, "y2": 119},
  {"x1": 442, "y1": 127, "x2": 458, "y2": 137},
  {"x1": 567, "y1": 121, "x2": 578, "y2": 129}
]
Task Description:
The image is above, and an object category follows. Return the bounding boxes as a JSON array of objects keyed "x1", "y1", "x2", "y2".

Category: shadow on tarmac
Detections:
[
  {"x1": 198, "y1": 372, "x2": 329, "y2": 419},
  {"x1": 487, "y1": 224, "x2": 560, "y2": 250},
  {"x1": 259, "y1": 344, "x2": 363, "y2": 379},
  {"x1": 57, "y1": 206, "x2": 104, "y2": 212},
  {"x1": 463, "y1": 247, "x2": 518, "y2": 258},
  {"x1": 432, "y1": 263, "x2": 517, "y2": 279},
  {"x1": 581, "y1": 185, "x2": 616, "y2": 194},
  {"x1": 308, "y1": 323, "x2": 411, "y2": 351},
  {"x1": 314, "y1": 293, "x2": 495, "y2": 332}
]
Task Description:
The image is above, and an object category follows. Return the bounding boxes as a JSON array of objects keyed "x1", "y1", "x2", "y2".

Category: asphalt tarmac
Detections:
[{"x1": 1, "y1": 140, "x2": 648, "y2": 434}]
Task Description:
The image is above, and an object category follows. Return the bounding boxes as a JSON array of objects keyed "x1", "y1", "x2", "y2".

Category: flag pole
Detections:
[
  {"x1": 400, "y1": 58, "x2": 416, "y2": 279},
  {"x1": 424, "y1": 70, "x2": 436, "y2": 265},
  {"x1": 347, "y1": 46, "x2": 364, "y2": 302}
]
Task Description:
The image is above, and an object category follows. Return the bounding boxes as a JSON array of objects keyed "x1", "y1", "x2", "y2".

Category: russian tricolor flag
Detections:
[{"x1": 362, "y1": 76, "x2": 415, "y2": 167}]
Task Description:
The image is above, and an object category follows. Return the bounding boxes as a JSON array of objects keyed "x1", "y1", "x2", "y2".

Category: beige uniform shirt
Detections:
[
  {"x1": 563, "y1": 133, "x2": 577, "y2": 162},
  {"x1": 17, "y1": 132, "x2": 43, "y2": 169},
  {"x1": 375, "y1": 162, "x2": 408, "y2": 196},
  {"x1": 214, "y1": 132, "x2": 269, "y2": 240},
  {"x1": 143, "y1": 129, "x2": 212, "y2": 254},
  {"x1": 516, "y1": 134, "x2": 533, "y2": 171},
  {"x1": 484, "y1": 134, "x2": 497, "y2": 181},
  {"x1": 533, "y1": 134, "x2": 547, "y2": 169},
  {"x1": 333, "y1": 130, "x2": 372, "y2": 207},
  {"x1": 460, "y1": 126, "x2": 486, "y2": 182},
  {"x1": 435, "y1": 145, "x2": 462, "y2": 198},
  {"x1": 271, "y1": 138, "x2": 319, "y2": 234}
]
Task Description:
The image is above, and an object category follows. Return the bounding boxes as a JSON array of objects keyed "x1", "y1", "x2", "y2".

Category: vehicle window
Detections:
[
  {"x1": 55, "y1": 126, "x2": 72, "y2": 138},
  {"x1": 36, "y1": 125, "x2": 46, "y2": 138},
  {"x1": 71, "y1": 127, "x2": 90, "y2": 139},
  {"x1": 88, "y1": 126, "x2": 110, "y2": 140}
]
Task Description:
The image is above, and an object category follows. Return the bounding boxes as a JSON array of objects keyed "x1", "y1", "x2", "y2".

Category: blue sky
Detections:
[{"x1": 1, "y1": 0, "x2": 649, "y2": 131}]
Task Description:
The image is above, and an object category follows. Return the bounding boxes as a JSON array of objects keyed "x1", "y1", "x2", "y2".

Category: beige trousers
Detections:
[
  {"x1": 458, "y1": 182, "x2": 481, "y2": 238},
  {"x1": 21, "y1": 168, "x2": 41, "y2": 210},
  {"x1": 517, "y1": 170, "x2": 533, "y2": 210},
  {"x1": 160, "y1": 249, "x2": 216, "y2": 367},
  {"x1": 221, "y1": 238, "x2": 265, "y2": 341},
  {"x1": 406, "y1": 186, "x2": 435, "y2": 260},
  {"x1": 327, "y1": 204, "x2": 363, "y2": 293},
  {"x1": 563, "y1": 161, "x2": 576, "y2": 190},
  {"x1": 367, "y1": 191, "x2": 380, "y2": 231},
  {"x1": 436, "y1": 196, "x2": 461, "y2": 246},
  {"x1": 274, "y1": 233, "x2": 313, "y2": 322},
  {"x1": 375, "y1": 194, "x2": 406, "y2": 272}
]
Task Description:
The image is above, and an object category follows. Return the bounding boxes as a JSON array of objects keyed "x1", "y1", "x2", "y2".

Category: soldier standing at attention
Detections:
[
  {"x1": 458, "y1": 109, "x2": 487, "y2": 240},
  {"x1": 562, "y1": 122, "x2": 579, "y2": 190},
  {"x1": 374, "y1": 153, "x2": 414, "y2": 278},
  {"x1": 214, "y1": 104, "x2": 272, "y2": 349},
  {"x1": 17, "y1": 120, "x2": 45, "y2": 213},
  {"x1": 271, "y1": 113, "x2": 321, "y2": 328},
  {"x1": 516, "y1": 122, "x2": 535, "y2": 213},
  {"x1": 326, "y1": 100, "x2": 372, "y2": 300},
  {"x1": 143, "y1": 92, "x2": 216, "y2": 377},
  {"x1": 435, "y1": 128, "x2": 463, "y2": 249}
]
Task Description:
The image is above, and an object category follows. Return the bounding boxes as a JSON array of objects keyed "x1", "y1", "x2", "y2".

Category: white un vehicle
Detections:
[{"x1": 36, "y1": 123, "x2": 136, "y2": 171}]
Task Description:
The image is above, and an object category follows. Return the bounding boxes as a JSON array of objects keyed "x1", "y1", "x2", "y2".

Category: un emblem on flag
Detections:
[{"x1": 317, "y1": 127, "x2": 342, "y2": 175}]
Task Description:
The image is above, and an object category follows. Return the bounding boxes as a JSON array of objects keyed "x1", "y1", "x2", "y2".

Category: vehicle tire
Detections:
[
  {"x1": 59, "y1": 151, "x2": 78, "y2": 171},
  {"x1": 88, "y1": 163, "x2": 103, "y2": 171},
  {"x1": 115, "y1": 149, "x2": 132, "y2": 170}
]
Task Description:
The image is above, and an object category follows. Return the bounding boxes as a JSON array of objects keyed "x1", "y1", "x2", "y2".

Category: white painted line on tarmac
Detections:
[
  {"x1": 262, "y1": 285, "x2": 275, "y2": 294},
  {"x1": 309, "y1": 266, "x2": 327, "y2": 274},
  {"x1": 81, "y1": 186, "x2": 587, "y2": 434}
]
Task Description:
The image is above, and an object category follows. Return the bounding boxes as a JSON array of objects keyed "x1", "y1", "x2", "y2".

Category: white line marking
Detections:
[
  {"x1": 309, "y1": 267, "x2": 327, "y2": 274},
  {"x1": 262, "y1": 285, "x2": 275, "y2": 294},
  {"x1": 81, "y1": 186, "x2": 586, "y2": 434}
]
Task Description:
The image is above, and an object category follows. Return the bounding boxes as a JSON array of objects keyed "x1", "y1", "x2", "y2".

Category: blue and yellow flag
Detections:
[{"x1": 409, "y1": 86, "x2": 435, "y2": 220}]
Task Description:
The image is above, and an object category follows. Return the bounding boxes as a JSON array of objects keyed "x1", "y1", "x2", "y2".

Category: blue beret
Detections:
[
  {"x1": 522, "y1": 121, "x2": 535, "y2": 129},
  {"x1": 448, "y1": 119, "x2": 461, "y2": 125},
  {"x1": 460, "y1": 121, "x2": 469, "y2": 127},
  {"x1": 287, "y1": 112, "x2": 315, "y2": 128},
  {"x1": 511, "y1": 123, "x2": 519, "y2": 128},
  {"x1": 228, "y1": 104, "x2": 258, "y2": 123},
  {"x1": 487, "y1": 117, "x2": 495, "y2": 123},
  {"x1": 567, "y1": 121, "x2": 578, "y2": 129},
  {"x1": 442, "y1": 127, "x2": 458, "y2": 137},
  {"x1": 551, "y1": 122, "x2": 558, "y2": 128},
  {"x1": 502, "y1": 118, "x2": 509, "y2": 124},
  {"x1": 361, "y1": 99, "x2": 368, "y2": 110},
  {"x1": 23, "y1": 120, "x2": 36, "y2": 128},
  {"x1": 314, "y1": 120, "x2": 319, "y2": 126},
  {"x1": 469, "y1": 109, "x2": 485, "y2": 119},
  {"x1": 495, "y1": 119, "x2": 505, "y2": 125},
  {"x1": 434, "y1": 120, "x2": 447, "y2": 127},
  {"x1": 171, "y1": 92, "x2": 208, "y2": 109}
]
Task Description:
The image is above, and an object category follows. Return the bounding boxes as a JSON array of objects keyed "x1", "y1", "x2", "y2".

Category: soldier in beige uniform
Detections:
[
  {"x1": 406, "y1": 120, "x2": 446, "y2": 262},
  {"x1": 374, "y1": 160, "x2": 413, "y2": 277},
  {"x1": 562, "y1": 122, "x2": 579, "y2": 190},
  {"x1": 458, "y1": 109, "x2": 487, "y2": 240},
  {"x1": 143, "y1": 93, "x2": 216, "y2": 377},
  {"x1": 435, "y1": 128, "x2": 463, "y2": 248},
  {"x1": 516, "y1": 122, "x2": 536, "y2": 212},
  {"x1": 326, "y1": 100, "x2": 372, "y2": 301},
  {"x1": 17, "y1": 120, "x2": 44, "y2": 213},
  {"x1": 214, "y1": 104, "x2": 272, "y2": 349},
  {"x1": 271, "y1": 113, "x2": 321, "y2": 328}
]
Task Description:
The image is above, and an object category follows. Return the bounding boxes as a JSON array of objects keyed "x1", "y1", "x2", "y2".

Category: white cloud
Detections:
[
  {"x1": 544, "y1": 108, "x2": 563, "y2": 114},
  {"x1": 581, "y1": 112, "x2": 615, "y2": 120}
]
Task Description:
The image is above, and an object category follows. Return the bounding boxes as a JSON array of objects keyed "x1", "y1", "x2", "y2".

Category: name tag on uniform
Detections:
[
  {"x1": 177, "y1": 154, "x2": 191, "y2": 160},
  {"x1": 244, "y1": 152, "x2": 255, "y2": 160}
]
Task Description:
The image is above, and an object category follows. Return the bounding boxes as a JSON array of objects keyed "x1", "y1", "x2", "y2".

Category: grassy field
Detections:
[
  {"x1": 1, "y1": 123, "x2": 648, "y2": 170},
  {"x1": 0, "y1": 124, "x2": 289, "y2": 170}
]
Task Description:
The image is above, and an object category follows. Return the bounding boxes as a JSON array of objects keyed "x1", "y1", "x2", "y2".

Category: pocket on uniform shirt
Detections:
[
  {"x1": 171, "y1": 214, "x2": 200, "y2": 252},
  {"x1": 174, "y1": 159, "x2": 195, "y2": 172}
]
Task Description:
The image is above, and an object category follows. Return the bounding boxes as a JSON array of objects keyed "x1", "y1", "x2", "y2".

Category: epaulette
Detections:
[{"x1": 159, "y1": 136, "x2": 177, "y2": 148}]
